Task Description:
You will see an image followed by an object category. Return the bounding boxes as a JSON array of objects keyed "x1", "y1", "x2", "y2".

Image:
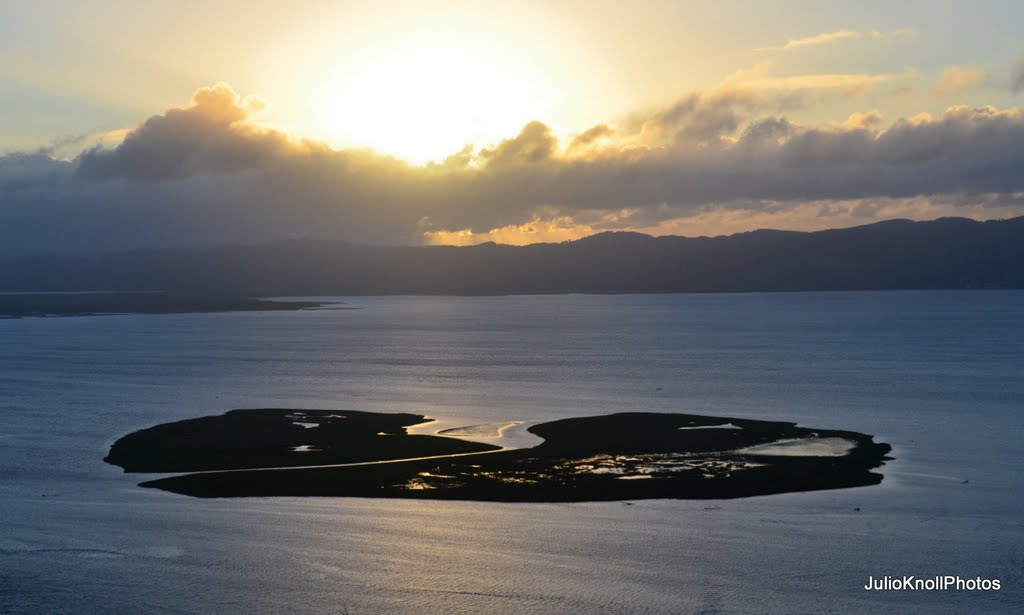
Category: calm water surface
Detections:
[{"x1": 1, "y1": 292, "x2": 1022, "y2": 614}]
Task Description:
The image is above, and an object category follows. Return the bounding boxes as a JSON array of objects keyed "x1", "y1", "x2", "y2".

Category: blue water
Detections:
[{"x1": 1, "y1": 291, "x2": 1022, "y2": 614}]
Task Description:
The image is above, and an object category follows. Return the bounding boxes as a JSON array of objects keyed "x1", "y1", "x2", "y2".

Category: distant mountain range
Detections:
[{"x1": 3, "y1": 217, "x2": 1023, "y2": 295}]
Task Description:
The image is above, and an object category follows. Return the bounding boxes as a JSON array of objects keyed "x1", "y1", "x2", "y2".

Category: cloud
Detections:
[
  {"x1": 77, "y1": 82, "x2": 304, "y2": 181},
  {"x1": 757, "y1": 29, "x2": 860, "y2": 51},
  {"x1": 841, "y1": 110, "x2": 884, "y2": 131},
  {"x1": 424, "y1": 216, "x2": 593, "y2": 246},
  {"x1": 932, "y1": 64, "x2": 988, "y2": 98},
  {"x1": 568, "y1": 124, "x2": 615, "y2": 153},
  {"x1": 743, "y1": 72, "x2": 905, "y2": 97},
  {"x1": 756, "y1": 28, "x2": 916, "y2": 52},
  {"x1": 3, "y1": 83, "x2": 1024, "y2": 254},
  {"x1": 615, "y1": 194, "x2": 1022, "y2": 240},
  {"x1": 477, "y1": 120, "x2": 557, "y2": 167},
  {"x1": 631, "y1": 86, "x2": 807, "y2": 148},
  {"x1": 721, "y1": 61, "x2": 910, "y2": 98},
  {"x1": 1012, "y1": 57, "x2": 1024, "y2": 94},
  {"x1": 0, "y1": 151, "x2": 69, "y2": 189}
]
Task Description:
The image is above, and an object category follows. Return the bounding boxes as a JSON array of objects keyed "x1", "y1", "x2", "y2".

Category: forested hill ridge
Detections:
[{"x1": 3, "y1": 216, "x2": 1022, "y2": 295}]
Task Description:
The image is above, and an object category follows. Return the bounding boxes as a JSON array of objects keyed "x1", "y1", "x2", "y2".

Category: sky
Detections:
[{"x1": 2, "y1": 0, "x2": 1024, "y2": 253}]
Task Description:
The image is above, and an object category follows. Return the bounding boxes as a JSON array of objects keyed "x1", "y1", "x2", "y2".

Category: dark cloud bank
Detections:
[{"x1": 2, "y1": 83, "x2": 1024, "y2": 256}]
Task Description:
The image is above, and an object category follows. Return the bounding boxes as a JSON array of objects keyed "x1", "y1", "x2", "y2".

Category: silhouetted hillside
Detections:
[{"x1": 2, "y1": 217, "x2": 1022, "y2": 295}]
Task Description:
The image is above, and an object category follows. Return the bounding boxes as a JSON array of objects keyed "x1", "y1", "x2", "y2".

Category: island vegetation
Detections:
[{"x1": 107, "y1": 409, "x2": 893, "y2": 502}]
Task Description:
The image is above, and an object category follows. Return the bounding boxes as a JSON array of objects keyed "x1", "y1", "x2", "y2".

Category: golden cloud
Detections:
[
  {"x1": 756, "y1": 28, "x2": 916, "y2": 52},
  {"x1": 932, "y1": 64, "x2": 988, "y2": 98},
  {"x1": 4, "y1": 83, "x2": 1024, "y2": 254}
]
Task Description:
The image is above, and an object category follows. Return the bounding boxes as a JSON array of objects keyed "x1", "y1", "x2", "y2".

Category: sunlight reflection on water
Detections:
[{"x1": 1, "y1": 291, "x2": 1022, "y2": 614}]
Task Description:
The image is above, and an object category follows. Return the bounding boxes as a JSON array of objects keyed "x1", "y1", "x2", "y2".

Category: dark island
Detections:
[
  {"x1": 105, "y1": 409, "x2": 500, "y2": 472},
  {"x1": 107, "y1": 409, "x2": 892, "y2": 502}
]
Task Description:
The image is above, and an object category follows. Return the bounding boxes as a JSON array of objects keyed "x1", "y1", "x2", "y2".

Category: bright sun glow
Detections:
[{"x1": 314, "y1": 42, "x2": 546, "y2": 164}]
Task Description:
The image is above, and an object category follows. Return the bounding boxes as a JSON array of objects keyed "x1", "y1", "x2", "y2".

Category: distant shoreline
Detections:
[
  {"x1": 0, "y1": 292, "x2": 333, "y2": 319},
  {"x1": 3, "y1": 217, "x2": 1021, "y2": 297},
  {"x1": 3, "y1": 288, "x2": 1020, "y2": 319}
]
